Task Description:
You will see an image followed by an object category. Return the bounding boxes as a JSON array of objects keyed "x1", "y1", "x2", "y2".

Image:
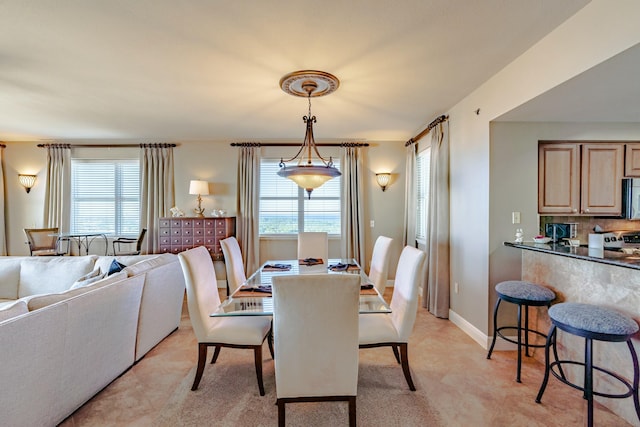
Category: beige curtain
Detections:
[
  {"x1": 140, "y1": 144, "x2": 175, "y2": 254},
  {"x1": 44, "y1": 144, "x2": 71, "y2": 230},
  {"x1": 0, "y1": 145, "x2": 6, "y2": 255},
  {"x1": 423, "y1": 122, "x2": 450, "y2": 317},
  {"x1": 236, "y1": 146, "x2": 260, "y2": 275},
  {"x1": 402, "y1": 143, "x2": 417, "y2": 247},
  {"x1": 340, "y1": 146, "x2": 365, "y2": 264}
]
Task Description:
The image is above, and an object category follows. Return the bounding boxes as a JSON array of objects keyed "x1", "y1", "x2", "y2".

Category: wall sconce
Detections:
[
  {"x1": 18, "y1": 174, "x2": 37, "y2": 193},
  {"x1": 189, "y1": 180, "x2": 209, "y2": 218},
  {"x1": 375, "y1": 173, "x2": 391, "y2": 192}
]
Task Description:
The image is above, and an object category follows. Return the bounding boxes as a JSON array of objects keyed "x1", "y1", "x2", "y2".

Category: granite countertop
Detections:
[{"x1": 504, "y1": 241, "x2": 640, "y2": 270}]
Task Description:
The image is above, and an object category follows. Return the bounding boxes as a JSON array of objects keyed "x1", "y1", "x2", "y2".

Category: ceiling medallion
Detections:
[
  {"x1": 279, "y1": 70, "x2": 340, "y2": 98},
  {"x1": 277, "y1": 70, "x2": 341, "y2": 199}
]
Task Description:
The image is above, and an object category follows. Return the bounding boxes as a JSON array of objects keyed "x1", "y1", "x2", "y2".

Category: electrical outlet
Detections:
[
  {"x1": 370, "y1": 220, "x2": 375, "y2": 228},
  {"x1": 454, "y1": 282, "x2": 459, "y2": 294},
  {"x1": 512, "y1": 211, "x2": 521, "y2": 224}
]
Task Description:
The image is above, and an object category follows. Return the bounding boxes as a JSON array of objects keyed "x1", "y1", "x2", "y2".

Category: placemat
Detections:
[
  {"x1": 298, "y1": 258, "x2": 324, "y2": 266},
  {"x1": 329, "y1": 263, "x2": 360, "y2": 272},
  {"x1": 234, "y1": 286, "x2": 272, "y2": 297},
  {"x1": 263, "y1": 264, "x2": 291, "y2": 271},
  {"x1": 360, "y1": 287, "x2": 378, "y2": 295}
]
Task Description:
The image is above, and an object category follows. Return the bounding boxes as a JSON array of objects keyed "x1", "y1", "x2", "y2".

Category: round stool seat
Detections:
[
  {"x1": 549, "y1": 302, "x2": 639, "y2": 342},
  {"x1": 495, "y1": 280, "x2": 556, "y2": 305}
]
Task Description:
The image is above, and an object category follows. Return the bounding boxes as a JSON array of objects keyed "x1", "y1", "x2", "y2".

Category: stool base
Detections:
[{"x1": 536, "y1": 325, "x2": 640, "y2": 427}]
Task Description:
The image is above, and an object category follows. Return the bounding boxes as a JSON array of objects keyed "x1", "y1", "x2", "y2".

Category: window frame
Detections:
[
  {"x1": 70, "y1": 158, "x2": 141, "y2": 237},
  {"x1": 258, "y1": 157, "x2": 341, "y2": 237}
]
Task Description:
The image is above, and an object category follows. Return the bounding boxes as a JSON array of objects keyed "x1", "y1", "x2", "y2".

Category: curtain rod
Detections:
[
  {"x1": 37, "y1": 143, "x2": 177, "y2": 148},
  {"x1": 405, "y1": 115, "x2": 449, "y2": 147},
  {"x1": 230, "y1": 142, "x2": 369, "y2": 147}
]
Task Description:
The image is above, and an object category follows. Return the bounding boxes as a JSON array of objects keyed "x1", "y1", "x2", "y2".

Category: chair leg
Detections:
[
  {"x1": 392, "y1": 345, "x2": 401, "y2": 364},
  {"x1": 254, "y1": 345, "x2": 265, "y2": 396},
  {"x1": 267, "y1": 327, "x2": 275, "y2": 359},
  {"x1": 348, "y1": 396, "x2": 357, "y2": 427},
  {"x1": 487, "y1": 298, "x2": 502, "y2": 359},
  {"x1": 399, "y1": 343, "x2": 416, "y2": 391},
  {"x1": 210, "y1": 345, "x2": 221, "y2": 364},
  {"x1": 192, "y1": 343, "x2": 208, "y2": 391},
  {"x1": 536, "y1": 325, "x2": 556, "y2": 403},
  {"x1": 277, "y1": 399, "x2": 285, "y2": 427}
]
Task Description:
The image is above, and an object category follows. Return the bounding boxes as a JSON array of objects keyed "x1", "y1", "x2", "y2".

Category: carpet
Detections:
[{"x1": 154, "y1": 352, "x2": 443, "y2": 426}]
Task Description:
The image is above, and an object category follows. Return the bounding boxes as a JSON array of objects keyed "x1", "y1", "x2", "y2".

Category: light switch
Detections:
[{"x1": 512, "y1": 212, "x2": 521, "y2": 224}]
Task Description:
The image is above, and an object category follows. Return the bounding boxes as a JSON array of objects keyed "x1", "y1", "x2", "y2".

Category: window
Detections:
[
  {"x1": 71, "y1": 159, "x2": 140, "y2": 236},
  {"x1": 259, "y1": 158, "x2": 341, "y2": 235},
  {"x1": 416, "y1": 148, "x2": 431, "y2": 242}
]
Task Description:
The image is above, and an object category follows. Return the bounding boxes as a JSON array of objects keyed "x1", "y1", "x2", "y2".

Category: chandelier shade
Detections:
[{"x1": 278, "y1": 70, "x2": 341, "y2": 199}]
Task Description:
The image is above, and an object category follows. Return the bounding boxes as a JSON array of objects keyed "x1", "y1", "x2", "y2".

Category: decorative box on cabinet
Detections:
[{"x1": 158, "y1": 217, "x2": 236, "y2": 260}]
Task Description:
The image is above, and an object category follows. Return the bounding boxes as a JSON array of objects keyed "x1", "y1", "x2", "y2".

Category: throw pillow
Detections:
[
  {"x1": 69, "y1": 268, "x2": 105, "y2": 290},
  {"x1": 108, "y1": 260, "x2": 127, "y2": 276},
  {"x1": 0, "y1": 300, "x2": 28, "y2": 322}
]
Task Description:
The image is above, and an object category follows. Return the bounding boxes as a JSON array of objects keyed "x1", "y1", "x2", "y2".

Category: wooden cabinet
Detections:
[
  {"x1": 538, "y1": 142, "x2": 624, "y2": 216},
  {"x1": 625, "y1": 143, "x2": 640, "y2": 177},
  {"x1": 158, "y1": 217, "x2": 236, "y2": 259},
  {"x1": 538, "y1": 143, "x2": 580, "y2": 214}
]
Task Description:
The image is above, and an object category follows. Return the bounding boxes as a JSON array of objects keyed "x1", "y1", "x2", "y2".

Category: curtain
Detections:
[
  {"x1": 423, "y1": 122, "x2": 450, "y2": 317},
  {"x1": 402, "y1": 143, "x2": 417, "y2": 247},
  {"x1": 0, "y1": 145, "x2": 6, "y2": 255},
  {"x1": 44, "y1": 144, "x2": 71, "y2": 230},
  {"x1": 340, "y1": 146, "x2": 365, "y2": 265},
  {"x1": 236, "y1": 147, "x2": 260, "y2": 275},
  {"x1": 140, "y1": 144, "x2": 175, "y2": 254}
]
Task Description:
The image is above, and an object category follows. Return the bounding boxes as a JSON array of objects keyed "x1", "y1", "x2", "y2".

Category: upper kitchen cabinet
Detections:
[
  {"x1": 625, "y1": 143, "x2": 640, "y2": 177},
  {"x1": 538, "y1": 142, "x2": 624, "y2": 216}
]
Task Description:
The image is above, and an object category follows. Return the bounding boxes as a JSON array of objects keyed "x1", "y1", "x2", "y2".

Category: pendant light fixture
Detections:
[{"x1": 278, "y1": 70, "x2": 341, "y2": 199}]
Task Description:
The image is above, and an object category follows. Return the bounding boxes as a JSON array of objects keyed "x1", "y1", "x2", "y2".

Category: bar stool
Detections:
[
  {"x1": 487, "y1": 280, "x2": 556, "y2": 382},
  {"x1": 536, "y1": 302, "x2": 640, "y2": 427}
]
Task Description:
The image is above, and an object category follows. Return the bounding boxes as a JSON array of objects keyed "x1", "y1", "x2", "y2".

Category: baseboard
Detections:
[{"x1": 448, "y1": 309, "x2": 517, "y2": 351}]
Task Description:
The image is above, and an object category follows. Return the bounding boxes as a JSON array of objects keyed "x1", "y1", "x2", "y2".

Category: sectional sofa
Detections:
[{"x1": 0, "y1": 253, "x2": 186, "y2": 427}]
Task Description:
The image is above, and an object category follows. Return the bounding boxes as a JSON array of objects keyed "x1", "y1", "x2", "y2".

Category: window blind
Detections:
[{"x1": 71, "y1": 159, "x2": 140, "y2": 235}]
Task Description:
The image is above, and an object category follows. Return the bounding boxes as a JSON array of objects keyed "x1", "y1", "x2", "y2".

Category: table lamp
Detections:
[{"x1": 189, "y1": 180, "x2": 209, "y2": 218}]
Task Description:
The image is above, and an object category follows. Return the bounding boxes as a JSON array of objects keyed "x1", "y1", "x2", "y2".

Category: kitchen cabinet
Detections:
[
  {"x1": 625, "y1": 143, "x2": 640, "y2": 177},
  {"x1": 158, "y1": 217, "x2": 235, "y2": 259},
  {"x1": 538, "y1": 142, "x2": 623, "y2": 215}
]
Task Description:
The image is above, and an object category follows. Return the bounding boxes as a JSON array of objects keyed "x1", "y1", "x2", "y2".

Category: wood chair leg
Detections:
[
  {"x1": 392, "y1": 345, "x2": 401, "y2": 364},
  {"x1": 267, "y1": 327, "x2": 275, "y2": 359},
  {"x1": 254, "y1": 345, "x2": 265, "y2": 396},
  {"x1": 399, "y1": 343, "x2": 416, "y2": 391},
  {"x1": 348, "y1": 396, "x2": 357, "y2": 427},
  {"x1": 192, "y1": 343, "x2": 208, "y2": 391},
  {"x1": 210, "y1": 345, "x2": 221, "y2": 364},
  {"x1": 277, "y1": 399, "x2": 285, "y2": 427}
]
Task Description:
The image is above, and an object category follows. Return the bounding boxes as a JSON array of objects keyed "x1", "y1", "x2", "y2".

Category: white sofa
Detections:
[{"x1": 0, "y1": 253, "x2": 186, "y2": 427}]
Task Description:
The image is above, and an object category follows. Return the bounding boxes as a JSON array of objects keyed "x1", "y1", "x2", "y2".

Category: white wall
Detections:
[{"x1": 444, "y1": 0, "x2": 640, "y2": 338}]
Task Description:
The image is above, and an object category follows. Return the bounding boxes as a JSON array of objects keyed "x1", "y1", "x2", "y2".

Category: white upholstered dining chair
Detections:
[
  {"x1": 272, "y1": 274, "x2": 360, "y2": 427},
  {"x1": 297, "y1": 231, "x2": 328, "y2": 261},
  {"x1": 178, "y1": 246, "x2": 273, "y2": 395},
  {"x1": 359, "y1": 245, "x2": 426, "y2": 391},
  {"x1": 220, "y1": 236, "x2": 246, "y2": 294},
  {"x1": 368, "y1": 235, "x2": 393, "y2": 294}
]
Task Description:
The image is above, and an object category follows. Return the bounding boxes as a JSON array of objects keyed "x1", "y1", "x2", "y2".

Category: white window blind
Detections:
[
  {"x1": 71, "y1": 159, "x2": 140, "y2": 235},
  {"x1": 416, "y1": 148, "x2": 431, "y2": 241},
  {"x1": 259, "y1": 158, "x2": 341, "y2": 235}
]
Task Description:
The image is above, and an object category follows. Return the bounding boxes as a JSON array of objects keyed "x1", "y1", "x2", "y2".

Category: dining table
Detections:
[{"x1": 211, "y1": 258, "x2": 391, "y2": 317}]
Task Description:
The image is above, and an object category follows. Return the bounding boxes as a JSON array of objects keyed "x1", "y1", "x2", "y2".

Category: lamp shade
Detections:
[
  {"x1": 375, "y1": 173, "x2": 391, "y2": 191},
  {"x1": 189, "y1": 180, "x2": 209, "y2": 195}
]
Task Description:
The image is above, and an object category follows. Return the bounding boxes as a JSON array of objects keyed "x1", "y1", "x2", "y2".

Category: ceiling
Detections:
[{"x1": 0, "y1": 0, "x2": 592, "y2": 143}]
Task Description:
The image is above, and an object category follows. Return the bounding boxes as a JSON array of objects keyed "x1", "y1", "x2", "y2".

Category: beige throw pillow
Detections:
[
  {"x1": 69, "y1": 268, "x2": 105, "y2": 289},
  {"x1": 0, "y1": 300, "x2": 28, "y2": 322}
]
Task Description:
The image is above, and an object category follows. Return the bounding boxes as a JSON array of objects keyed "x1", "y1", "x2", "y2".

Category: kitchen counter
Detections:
[
  {"x1": 504, "y1": 241, "x2": 640, "y2": 270},
  {"x1": 505, "y1": 240, "x2": 640, "y2": 424}
]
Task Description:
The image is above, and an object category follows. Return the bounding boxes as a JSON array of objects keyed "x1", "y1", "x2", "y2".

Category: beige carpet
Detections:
[{"x1": 154, "y1": 350, "x2": 443, "y2": 427}]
